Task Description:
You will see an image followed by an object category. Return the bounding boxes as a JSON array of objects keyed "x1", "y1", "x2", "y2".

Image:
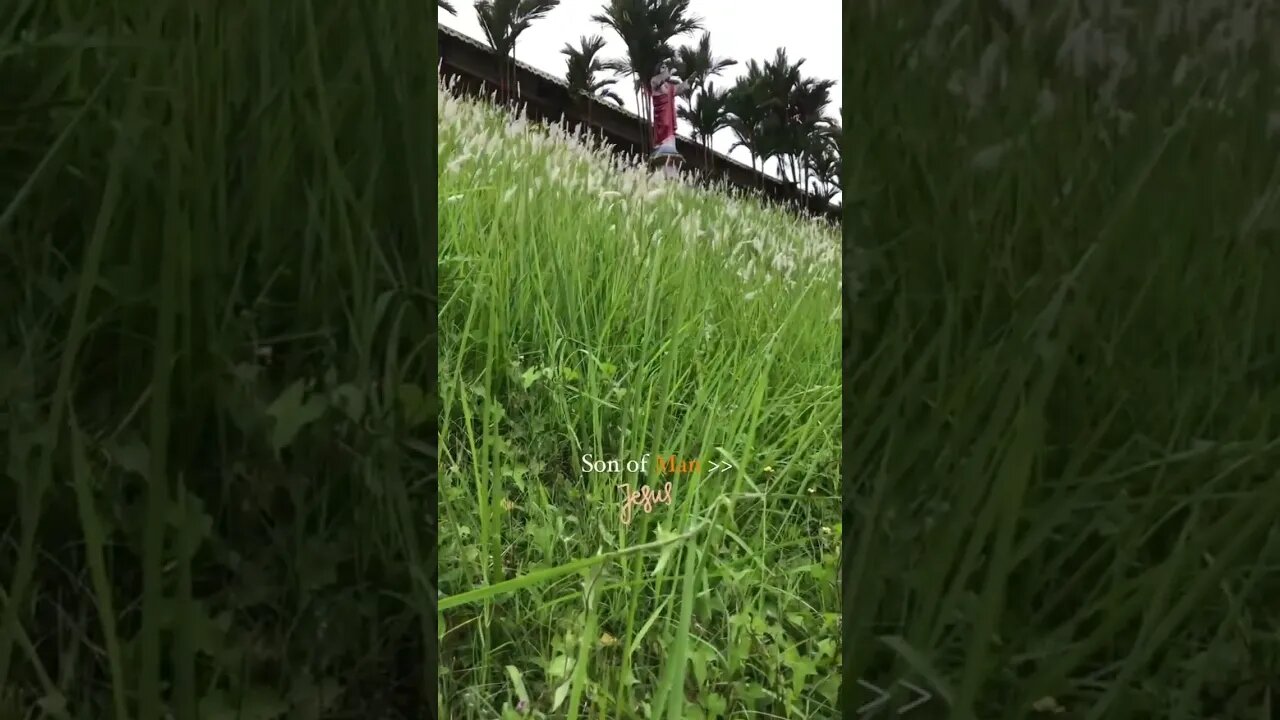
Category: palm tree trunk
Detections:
[
  {"x1": 804, "y1": 159, "x2": 813, "y2": 208},
  {"x1": 634, "y1": 86, "x2": 642, "y2": 159},
  {"x1": 643, "y1": 91, "x2": 653, "y2": 163},
  {"x1": 792, "y1": 155, "x2": 802, "y2": 208},
  {"x1": 501, "y1": 53, "x2": 509, "y2": 106},
  {"x1": 510, "y1": 38, "x2": 519, "y2": 108}
]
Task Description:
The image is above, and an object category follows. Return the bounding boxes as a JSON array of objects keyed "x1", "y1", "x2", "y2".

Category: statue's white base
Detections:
[{"x1": 650, "y1": 153, "x2": 683, "y2": 180}]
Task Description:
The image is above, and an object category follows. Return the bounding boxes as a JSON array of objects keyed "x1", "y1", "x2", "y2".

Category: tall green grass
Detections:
[
  {"x1": 437, "y1": 84, "x2": 840, "y2": 718},
  {"x1": 846, "y1": 3, "x2": 1280, "y2": 718},
  {"x1": 2, "y1": 3, "x2": 434, "y2": 718}
]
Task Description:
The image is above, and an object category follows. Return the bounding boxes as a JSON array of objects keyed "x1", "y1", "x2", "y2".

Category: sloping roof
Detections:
[{"x1": 437, "y1": 23, "x2": 831, "y2": 200}]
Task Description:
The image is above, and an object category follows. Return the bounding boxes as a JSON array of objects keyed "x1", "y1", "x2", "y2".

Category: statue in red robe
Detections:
[{"x1": 649, "y1": 61, "x2": 689, "y2": 177}]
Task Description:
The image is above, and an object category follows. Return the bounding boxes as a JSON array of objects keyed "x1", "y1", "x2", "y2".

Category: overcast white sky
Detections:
[{"x1": 438, "y1": 0, "x2": 842, "y2": 201}]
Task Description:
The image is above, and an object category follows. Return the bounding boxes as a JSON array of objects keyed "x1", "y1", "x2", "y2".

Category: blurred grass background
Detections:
[
  {"x1": 2, "y1": 2, "x2": 436, "y2": 718},
  {"x1": 845, "y1": 2, "x2": 1280, "y2": 718}
]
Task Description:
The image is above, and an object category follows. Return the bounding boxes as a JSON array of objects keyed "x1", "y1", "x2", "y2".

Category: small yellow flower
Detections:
[
  {"x1": 501, "y1": 498, "x2": 515, "y2": 512},
  {"x1": 1032, "y1": 697, "x2": 1065, "y2": 714},
  {"x1": 763, "y1": 465, "x2": 774, "y2": 473},
  {"x1": 598, "y1": 632, "x2": 618, "y2": 647}
]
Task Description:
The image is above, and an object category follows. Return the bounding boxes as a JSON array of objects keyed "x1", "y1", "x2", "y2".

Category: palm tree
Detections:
[
  {"x1": 677, "y1": 81, "x2": 729, "y2": 171},
  {"x1": 592, "y1": 0, "x2": 702, "y2": 150},
  {"x1": 474, "y1": 0, "x2": 518, "y2": 102},
  {"x1": 806, "y1": 131, "x2": 841, "y2": 204},
  {"x1": 438, "y1": 0, "x2": 457, "y2": 14},
  {"x1": 815, "y1": 114, "x2": 841, "y2": 151},
  {"x1": 742, "y1": 49, "x2": 836, "y2": 207},
  {"x1": 673, "y1": 31, "x2": 736, "y2": 103},
  {"x1": 786, "y1": 77, "x2": 836, "y2": 198},
  {"x1": 474, "y1": 0, "x2": 561, "y2": 104},
  {"x1": 755, "y1": 48, "x2": 805, "y2": 188},
  {"x1": 812, "y1": 114, "x2": 841, "y2": 194},
  {"x1": 671, "y1": 32, "x2": 735, "y2": 173},
  {"x1": 723, "y1": 48, "x2": 837, "y2": 208},
  {"x1": 724, "y1": 61, "x2": 769, "y2": 179},
  {"x1": 562, "y1": 34, "x2": 624, "y2": 132}
]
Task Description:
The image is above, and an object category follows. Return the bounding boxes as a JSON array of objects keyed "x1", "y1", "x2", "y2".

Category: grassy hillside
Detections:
[
  {"x1": 845, "y1": 3, "x2": 1280, "y2": 718},
  {"x1": 437, "y1": 84, "x2": 841, "y2": 718}
]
